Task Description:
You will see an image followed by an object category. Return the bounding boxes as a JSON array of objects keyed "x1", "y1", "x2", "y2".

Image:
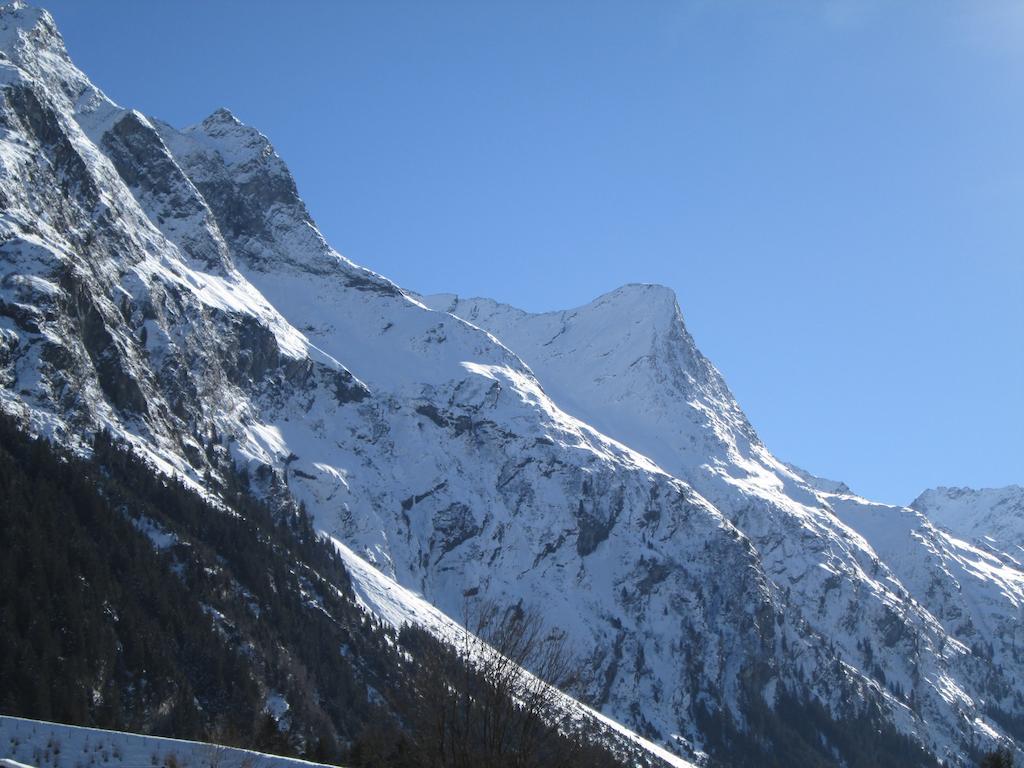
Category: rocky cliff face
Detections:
[{"x1": 0, "y1": 3, "x2": 1020, "y2": 764}]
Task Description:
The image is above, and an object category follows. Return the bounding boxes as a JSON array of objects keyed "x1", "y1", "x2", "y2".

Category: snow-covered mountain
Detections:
[
  {"x1": 0, "y1": 3, "x2": 1019, "y2": 765},
  {"x1": 420, "y1": 291, "x2": 1024, "y2": 760},
  {"x1": 912, "y1": 486, "x2": 1024, "y2": 556}
]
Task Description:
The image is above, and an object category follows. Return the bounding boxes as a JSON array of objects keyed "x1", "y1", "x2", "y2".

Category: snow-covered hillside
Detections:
[
  {"x1": 0, "y1": 717, "x2": 334, "y2": 768},
  {"x1": 912, "y1": 486, "x2": 1024, "y2": 557},
  {"x1": 0, "y1": 2, "x2": 1019, "y2": 765},
  {"x1": 423, "y1": 289, "x2": 1024, "y2": 761},
  {"x1": 334, "y1": 539, "x2": 699, "y2": 768}
]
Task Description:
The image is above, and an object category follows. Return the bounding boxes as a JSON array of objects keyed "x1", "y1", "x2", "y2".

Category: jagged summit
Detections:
[
  {"x1": 914, "y1": 483, "x2": 1024, "y2": 503},
  {"x1": 160, "y1": 108, "x2": 410, "y2": 298},
  {"x1": 594, "y1": 280, "x2": 680, "y2": 304},
  {"x1": 189, "y1": 106, "x2": 260, "y2": 142},
  {"x1": 424, "y1": 282, "x2": 758, "y2": 477},
  {"x1": 0, "y1": 2, "x2": 62, "y2": 54},
  {"x1": 559, "y1": 282, "x2": 683, "y2": 315},
  {"x1": 912, "y1": 484, "x2": 1024, "y2": 551},
  {"x1": 203, "y1": 105, "x2": 243, "y2": 125},
  {"x1": 431, "y1": 282, "x2": 682, "y2": 324},
  {"x1": 424, "y1": 283, "x2": 696, "y2": 386},
  {"x1": 186, "y1": 105, "x2": 280, "y2": 168},
  {"x1": 0, "y1": 1, "x2": 108, "y2": 113}
]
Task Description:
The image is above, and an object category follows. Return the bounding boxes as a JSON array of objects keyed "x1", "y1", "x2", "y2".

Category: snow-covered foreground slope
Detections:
[
  {"x1": 0, "y1": 717, "x2": 336, "y2": 768},
  {"x1": 333, "y1": 539, "x2": 699, "y2": 768},
  {"x1": 912, "y1": 486, "x2": 1024, "y2": 557},
  {"x1": 0, "y1": 2, "x2": 1019, "y2": 764}
]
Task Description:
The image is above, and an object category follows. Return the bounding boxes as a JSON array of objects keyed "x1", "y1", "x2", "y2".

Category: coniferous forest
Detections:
[{"x1": 0, "y1": 413, "x2": 654, "y2": 768}]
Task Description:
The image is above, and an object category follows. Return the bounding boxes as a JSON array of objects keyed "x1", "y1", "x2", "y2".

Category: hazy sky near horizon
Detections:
[{"x1": 41, "y1": 0, "x2": 1022, "y2": 504}]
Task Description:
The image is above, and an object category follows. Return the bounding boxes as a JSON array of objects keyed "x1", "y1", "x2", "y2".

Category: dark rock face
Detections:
[
  {"x1": 104, "y1": 111, "x2": 190, "y2": 205},
  {"x1": 65, "y1": 280, "x2": 147, "y2": 415},
  {"x1": 1, "y1": 84, "x2": 99, "y2": 238},
  {"x1": 156, "y1": 113, "x2": 403, "y2": 297},
  {"x1": 430, "y1": 502, "x2": 481, "y2": 558},
  {"x1": 6, "y1": 85, "x2": 98, "y2": 205},
  {"x1": 190, "y1": 157, "x2": 298, "y2": 245},
  {"x1": 575, "y1": 490, "x2": 622, "y2": 557},
  {"x1": 101, "y1": 111, "x2": 230, "y2": 272}
]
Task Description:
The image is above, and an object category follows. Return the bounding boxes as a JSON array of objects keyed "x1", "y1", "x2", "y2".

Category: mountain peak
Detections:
[
  {"x1": 183, "y1": 106, "x2": 281, "y2": 173},
  {"x1": 0, "y1": 2, "x2": 56, "y2": 37},
  {"x1": 910, "y1": 484, "x2": 1024, "y2": 561},
  {"x1": 587, "y1": 282, "x2": 681, "y2": 326},
  {"x1": 202, "y1": 106, "x2": 242, "y2": 127},
  {"x1": 606, "y1": 281, "x2": 677, "y2": 301},
  {"x1": 0, "y1": 1, "x2": 111, "y2": 116},
  {"x1": 0, "y1": 2, "x2": 67, "y2": 63},
  {"x1": 912, "y1": 484, "x2": 1024, "y2": 507},
  {"x1": 194, "y1": 105, "x2": 261, "y2": 140}
]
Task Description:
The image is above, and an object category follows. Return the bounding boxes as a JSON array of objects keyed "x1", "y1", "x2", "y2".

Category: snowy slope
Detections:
[
  {"x1": 0, "y1": 717, "x2": 336, "y2": 768},
  {"x1": 912, "y1": 486, "x2": 1024, "y2": 557},
  {"x1": 422, "y1": 286, "x2": 835, "y2": 514},
  {"x1": 823, "y1": 489, "x2": 1024, "y2": 724},
  {"x1": 424, "y1": 289, "x2": 1024, "y2": 761},
  {"x1": 333, "y1": 538, "x2": 699, "y2": 768},
  {"x1": 0, "y1": 3, "x2": 1019, "y2": 764}
]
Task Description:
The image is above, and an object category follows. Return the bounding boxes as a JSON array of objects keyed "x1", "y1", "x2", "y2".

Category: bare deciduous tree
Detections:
[{"x1": 405, "y1": 598, "x2": 622, "y2": 768}]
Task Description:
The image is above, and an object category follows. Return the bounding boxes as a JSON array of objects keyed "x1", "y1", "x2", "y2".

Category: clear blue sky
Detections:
[{"x1": 42, "y1": 0, "x2": 1022, "y2": 504}]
